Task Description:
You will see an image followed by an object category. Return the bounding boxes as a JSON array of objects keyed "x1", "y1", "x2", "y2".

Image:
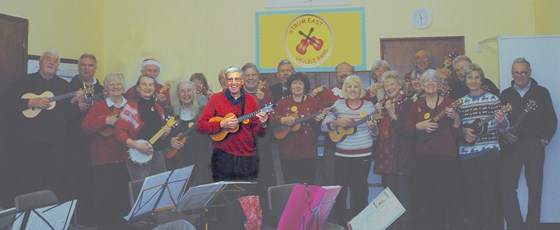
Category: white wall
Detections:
[{"x1": 498, "y1": 35, "x2": 560, "y2": 222}]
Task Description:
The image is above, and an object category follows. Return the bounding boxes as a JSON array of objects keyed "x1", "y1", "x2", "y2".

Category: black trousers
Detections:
[
  {"x1": 211, "y1": 149, "x2": 259, "y2": 182},
  {"x1": 461, "y1": 151, "x2": 502, "y2": 230},
  {"x1": 501, "y1": 139, "x2": 545, "y2": 230}
]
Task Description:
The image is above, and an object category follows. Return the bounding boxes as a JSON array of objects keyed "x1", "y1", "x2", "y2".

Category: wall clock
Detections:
[{"x1": 411, "y1": 8, "x2": 432, "y2": 30}]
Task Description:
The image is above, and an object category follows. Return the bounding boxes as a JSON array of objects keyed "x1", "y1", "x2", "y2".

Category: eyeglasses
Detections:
[
  {"x1": 226, "y1": 77, "x2": 242, "y2": 83},
  {"x1": 512, "y1": 70, "x2": 529, "y2": 76}
]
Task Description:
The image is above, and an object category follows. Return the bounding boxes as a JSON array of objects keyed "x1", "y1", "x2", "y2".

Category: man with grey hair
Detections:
[
  {"x1": 500, "y1": 57, "x2": 557, "y2": 230},
  {"x1": 197, "y1": 66, "x2": 269, "y2": 181},
  {"x1": 404, "y1": 49, "x2": 432, "y2": 88},
  {"x1": 449, "y1": 55, "x2": 499, "y2": 99},
  {"x1": 68, "y1": 53, "x2": 105, "y2": 227},
  {"x1": 270, "y1": 59, "x2": 295, "y2": 103},
  {"x1": 6, "y1": 49, "x2": 83, "y2": 202},
  {"x1": 70, "y1": 53, "x2": 104, "y2": 112}
]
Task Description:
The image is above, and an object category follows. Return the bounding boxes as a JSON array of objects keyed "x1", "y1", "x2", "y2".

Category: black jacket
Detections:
[{"x1": 500, "y1": 78, "x2": 557, "y2": 142}]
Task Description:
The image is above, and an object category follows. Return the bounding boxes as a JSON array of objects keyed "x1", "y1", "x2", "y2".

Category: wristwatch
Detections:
[{"x1": 541, "y1": 139, "x2": 549, "y2": 146}]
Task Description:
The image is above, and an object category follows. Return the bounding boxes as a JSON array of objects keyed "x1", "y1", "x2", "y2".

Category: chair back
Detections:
[
  {"x1": 14, "y1": 190, "x2": 58, "y2": 211},
  {"x1": 267, "y1": 183, "x2": 299, "y2": 226},
  {"x1": 128, "y1": 178, "x2": 145, "y2": 208}
]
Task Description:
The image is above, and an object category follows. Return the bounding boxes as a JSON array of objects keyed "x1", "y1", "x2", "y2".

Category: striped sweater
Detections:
[
  {"x1": 456, "y1": 91, "x2": 509, "y2": 159},
  {"x1": 321, "y1": 99, "x2": 377, "y2": 157}
]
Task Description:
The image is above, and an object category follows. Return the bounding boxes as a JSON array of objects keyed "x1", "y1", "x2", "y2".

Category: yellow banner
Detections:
[{"x1": 256, "y1": 8, "x2": 366, "y2": 72}]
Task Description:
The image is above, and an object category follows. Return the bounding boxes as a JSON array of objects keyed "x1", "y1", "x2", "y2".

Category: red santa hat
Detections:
[{"x1": 141, "y1": 58, "x2": 161, "y2": 69}]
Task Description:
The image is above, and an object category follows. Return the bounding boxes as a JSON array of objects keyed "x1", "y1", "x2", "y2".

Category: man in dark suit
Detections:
[{"x1": 270, "y1": 59, "x2": 295, "y2": 103}]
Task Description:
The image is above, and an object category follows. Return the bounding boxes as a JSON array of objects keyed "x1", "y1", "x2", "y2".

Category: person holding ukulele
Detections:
[
  {"x1": 321, "y1": 75, "x2": 378, "y2": 226},
  {"x1": 196, "y1": 66, "x2": 269, "y2": 182},
  {"x1": 166, "y1": 80, "x2": 212, "y2": 185},
  {"x1": 271, "y1": 72, "x2": 326, "y2": 184},
  {"x1": 81, "y1": 73, "x2": 130, "y2": 229}
]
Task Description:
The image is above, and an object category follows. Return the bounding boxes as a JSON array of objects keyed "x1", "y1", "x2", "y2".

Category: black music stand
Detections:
[
  {"x1": 301, "y1": 199, "x2": 336, "y2": 230},
  {"x1": 124, "y1": 165, "x2": 194, "y2": 222},
  {"x1": 10, "y1": 199, "x2": 77, "y2": 230},
  {"x1": 173, "y1": 181, "x2": 257, "y2": 227}
]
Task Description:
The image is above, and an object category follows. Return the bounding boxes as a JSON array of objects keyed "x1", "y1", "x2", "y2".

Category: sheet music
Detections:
[
  {"x1": 176, "y1": 182, "x2": 225, "y2": 211},
  {"x1": 124, "y1": 165, "x2": 193, "y2": 221},
  {"x1": 175, "y1": 181, "x2": 257, "y2": 212},
  {"x1": 348, "y1": 187, "x2": 405, "y2": 230},
  {"x1": 11, "y1": 199, "x2": 77, "y2": 230}
]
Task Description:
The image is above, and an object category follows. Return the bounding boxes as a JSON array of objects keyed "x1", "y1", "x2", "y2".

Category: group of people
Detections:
[{"x1": 0, "y1": 48, "x2": 557, "y2": 230}]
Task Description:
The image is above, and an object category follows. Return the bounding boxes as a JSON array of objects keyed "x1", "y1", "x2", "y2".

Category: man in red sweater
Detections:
[{"x1": 197, "y1": 66, "x2": 269, "y2": 181}]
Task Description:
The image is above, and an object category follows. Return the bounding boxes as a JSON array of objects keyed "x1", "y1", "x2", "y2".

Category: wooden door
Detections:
[
  {"x1": 0, "y1": 13, "x2": 28, "y2": 94},
  {"x1": 0, "y1": 13, "x2": 27, "y2": 207}
]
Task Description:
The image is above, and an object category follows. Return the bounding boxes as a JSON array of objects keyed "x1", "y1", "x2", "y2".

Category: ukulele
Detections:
[
  {"x1": 273, "y1": 108, "x2": 329, "y2": 140},
  {"x1": 209, "y1": 103, "x2": 277, "y2": 142},
  {"x1": 439, "y1": 84, "x2": 452, "y2": 98},
  {"x1": 196, "y1": 83, "x2": 208, "y2": 96},
  {"x1": 308, "y1": 85, "x2": 328, "y2": 96},
  {"x1": 508, "y1": 100, "x2": 537, "y2": 134},
  {"x1": 416, "y1": 98, "x2": 463, "y2": 142},
  {"x1": 157, "y1": 83, "x2": 170, "y2": 95},
  {"x1": 164, "y1": 120, "x2": 198, "y2": 159},
  {"x1": 328, "y1": 112, "x2": 383, "y2": 143},
  {"x1": 85, "y1": 92, "x2": 105, "y2": 106},
  {"x1": 97, "y1": 107, "x2": 122, "y2": 137},
  {"x1": 501, "y1": 100, "x2": 537, "y2": 148},
  {"x1": 83, "y1": 85, "x2": 105, "y2": 106},
  {"x1": 128, "y1": 116, "x2": 178, "y2": 165},
  {"x1": 21, "y1": 91, "x2": 79, "y2": 118},
  {"x1": 464, "y1": 103, "x2": 513, "y2": 146}
]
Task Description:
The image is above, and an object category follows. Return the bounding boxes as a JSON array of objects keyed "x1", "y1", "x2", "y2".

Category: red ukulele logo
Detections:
[
  {"x1": 285, "y1": 14, "x2": 333, "y2": 67},
  {"x1": 296, "y1": 27, "x2": 324, "y2": 55}
]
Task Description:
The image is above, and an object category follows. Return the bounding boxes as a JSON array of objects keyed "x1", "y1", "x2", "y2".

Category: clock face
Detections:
[{"x1": 411, "y1": 8, "x2": 432, "y2": 30}]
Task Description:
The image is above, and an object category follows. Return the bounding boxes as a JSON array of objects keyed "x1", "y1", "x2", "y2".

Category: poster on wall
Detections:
[
  {"x1": 256, "y1": 8, "x2": 366, "y2": 72},
  {"x1": 27, "y1": 55, "x2": 78, "y2": 82}
]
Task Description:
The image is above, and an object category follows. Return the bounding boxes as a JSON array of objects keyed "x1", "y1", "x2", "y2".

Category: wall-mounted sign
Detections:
[{"x1": 256, "y1": 8, "x2": 366, "y2": 72}]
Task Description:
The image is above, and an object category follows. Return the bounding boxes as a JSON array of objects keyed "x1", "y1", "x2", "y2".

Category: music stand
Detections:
[
  {"x1": 124, "y1": 165, "x2": 194, "y2": 222},
  {"x1": 174, "y1": 181, "x2": 257, "y2": 213},
  {"x1": 277, "y1": 184, "x2": 341, "y2": 230},
  {"x1": 301, "y1": 199, "x2": 336, "y2": 230},
  {"x1": 173, "y1": 181, "x2": 256, "y2": 227},
  {"x1": 10, "y1": 199, "x2": 77, "y2": 230}
]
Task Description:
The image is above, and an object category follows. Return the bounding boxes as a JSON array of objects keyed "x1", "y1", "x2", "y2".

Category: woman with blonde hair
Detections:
[
  {"x1": 82, "y1": 73, "x2": 130, "y2": 229},
  {"x1": 321, "y1": 75, "x2": 378, "y2": 225}
]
